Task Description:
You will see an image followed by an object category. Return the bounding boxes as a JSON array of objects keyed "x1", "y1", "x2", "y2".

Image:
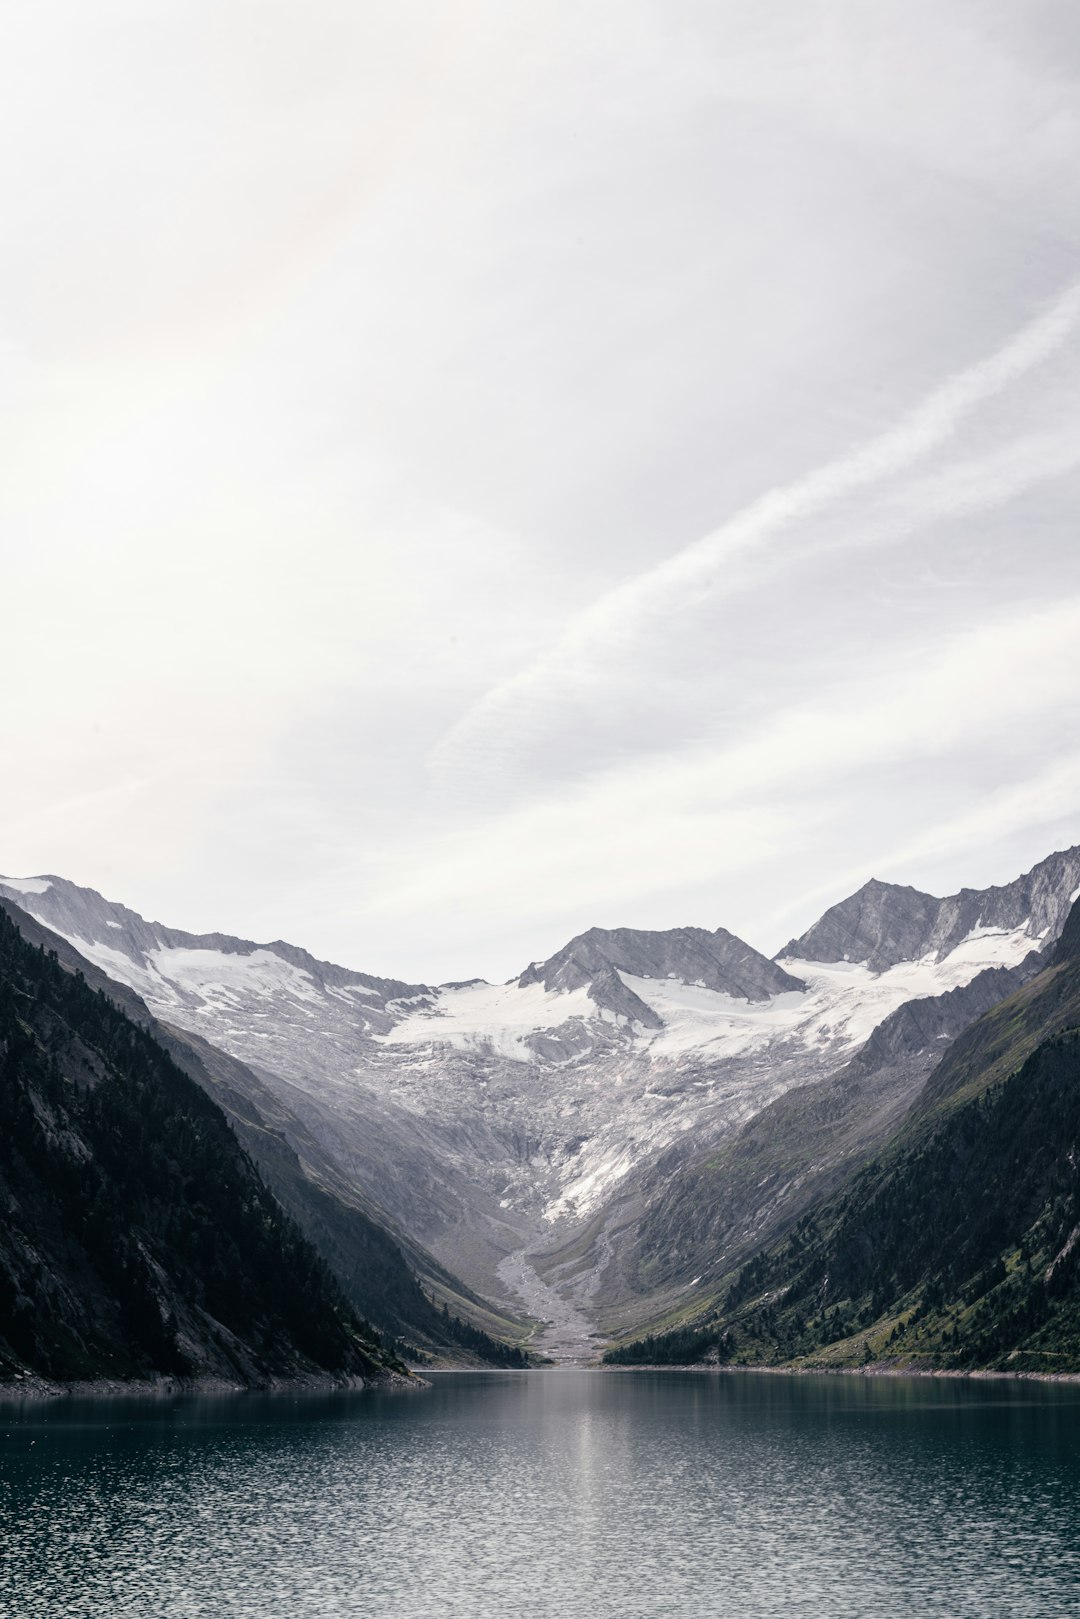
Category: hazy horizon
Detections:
[{"x1": 4, "y1": 2, "x2": 1080, "y2": 982}]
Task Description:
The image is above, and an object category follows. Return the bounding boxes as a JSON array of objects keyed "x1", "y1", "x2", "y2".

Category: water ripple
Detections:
[{"x1": 2, "y1": 1371, "x2": 1079, "y2": 1618}]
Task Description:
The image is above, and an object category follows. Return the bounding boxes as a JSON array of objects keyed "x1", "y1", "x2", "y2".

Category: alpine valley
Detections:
[{"x1": 3, "y1": 842, "x2": 1079, "y2": 1379}]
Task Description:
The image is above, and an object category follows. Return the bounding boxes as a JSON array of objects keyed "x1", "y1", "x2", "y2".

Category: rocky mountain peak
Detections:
[
  {"x1": 778, "y1": 880, "x2": 943, "y2": 971},
  {"x1": 779, "y1": 846, "x2": 1080, "y2": 972},
  {"x1": 519, "y1": 923, "x2": 805, "y2": 1003}
]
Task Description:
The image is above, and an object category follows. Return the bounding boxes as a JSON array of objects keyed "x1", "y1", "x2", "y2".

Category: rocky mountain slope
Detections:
[
  {"x1": 3, "y1": 845, "x2": 1078, "y2": 1357},
  {"x1": 581, "y1": 954, "x2": 1042, "y2": 1335},
  {"x1": 0, "y1": 899, "x2": 529, "y2": 1367},
  {"x1": 0, "y1": 905, "x2": 405, "y2": 1390},
  {"x1": 781, "y1": 859, "x2": 1079, "y2": 969},
  {"x1": 608, "y1": 894, "x2": 1080, "y2": 1372}
]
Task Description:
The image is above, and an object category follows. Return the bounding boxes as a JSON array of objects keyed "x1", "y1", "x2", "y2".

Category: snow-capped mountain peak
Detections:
[
  {"x1": 778, "y1": 847, "x2": 1080, "y2": 971},
  {"x1": 519, "y1": 923, "x2": 806, "y2": 1001}
]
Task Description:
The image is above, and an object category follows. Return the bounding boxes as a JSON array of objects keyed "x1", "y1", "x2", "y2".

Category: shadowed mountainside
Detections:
[
  {"x1": 0, "y1": 905, "x2": 406, "y2": 1388},
  {"x1": 0, "y1": 900, "x2": 531, "y2": 1367}
]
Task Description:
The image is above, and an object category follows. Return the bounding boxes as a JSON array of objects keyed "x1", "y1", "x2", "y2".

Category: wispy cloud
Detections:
[
  {"x1": 431, "y1": 276, "x2": 1080, "y2": 794},
  {"x1": 369, "y1": 596, "x2": 1080, "y2": 949}
]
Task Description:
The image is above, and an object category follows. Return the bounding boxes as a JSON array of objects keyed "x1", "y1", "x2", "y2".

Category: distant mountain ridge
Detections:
[
  {"x1": 5, "y1": 846, "x2": 1077, "y2": 1055},
  {"x1": 0, "y1": 874, "x2": 433, "y2": 1034},
  {"x1": 520, "y1": 924, "x2": 805, "y2": 1010},
  {"x1": 3, "y1": 843, "x2": 1079, "y2": 1356},
  {"x1": 780, "y1": 855, "x2": 1080, "y2": 970}
]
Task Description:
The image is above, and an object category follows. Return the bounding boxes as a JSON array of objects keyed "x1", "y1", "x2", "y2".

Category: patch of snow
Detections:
[
  {"x1": 14, "y1": 928, "x2": 341, "y2": 1031},
  {"x1": 544, "y1": 1145, "x2": 636, "y2": 1222},
  {"x1": 50, "y1": 935, "x2": 180, "y2": 1006},
  {"x1": 949, "y1": 922, "x2": 1040, "y2": 956},
  {"x1": 385, "y1": 992, "x2": 433, "y2": 1012},
  {"x1": 623, "y1": 922, "x2": 1036, "y2": 1062},
  {"x1": 374, "y1": 919, "x2": 1038, "y2": 1074},
  {"x1": 379, "y1": 978, "x2": 598, "y2": 1062},
  {"x1": 0, "y1": 876, "x2": 52, "y2": 895},
  {"x1": 325, "y1": 984, "x2": 383, "y2": 1002},
  {"x1": 147, "y1": 945, "x2": 325, "y2": 1007},
  {"x1": 621, "y1": 974, "x2": 807, "y2": 1059},
  {"x1": 782, "y1": 923, "x2": 1035, "y2": 1044}
]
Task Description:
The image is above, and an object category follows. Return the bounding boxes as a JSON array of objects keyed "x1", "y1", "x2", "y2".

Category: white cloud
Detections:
[
  {"x1": 431, "y1": 275, "x2": 1080, "y2": 794},
  {"x1": 363, "y1": 597, "x2": 1080, "y2": 945},
  {"x1": 2, "y1": 2, "x2": 1080, "y2": 979}
]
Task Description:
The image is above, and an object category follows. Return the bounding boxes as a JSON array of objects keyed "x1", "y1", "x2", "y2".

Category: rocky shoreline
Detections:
[
  {"x1": 605, "y1": 1360, "x2": 1080, "y2": 1383},
  {"x1": 0, "y1": 1367, "x2": 426, "y2": 1401}
]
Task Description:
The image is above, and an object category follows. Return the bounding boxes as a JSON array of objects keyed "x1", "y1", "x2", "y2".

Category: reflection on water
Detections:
[{"x1": 2, "y1": 1370, "x2": 1079, "y2": 1617}]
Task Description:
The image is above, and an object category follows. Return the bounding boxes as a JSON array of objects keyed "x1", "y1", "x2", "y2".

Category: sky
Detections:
[{"x1": 3, "y1": 0, "x2": 1080, "y2": 983}]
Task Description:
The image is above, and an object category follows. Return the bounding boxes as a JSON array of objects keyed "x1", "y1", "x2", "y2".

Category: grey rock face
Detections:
[
  {"x1": 586, "y1": 966, "x2": 663, "y2": 1029},
  {"x1": 779, "y1": 846, "x2": 1080, "y2": 969},
  {"x1": 521, "y1": 924, "x2": 805, "y2": 1004},
  {"x1": 780, "y1": 880, "x2": 942, "y2": 971}
]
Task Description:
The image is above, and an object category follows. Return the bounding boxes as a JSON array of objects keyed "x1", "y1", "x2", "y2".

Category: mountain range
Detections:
[{"x1": 3, "y1": 843, "x2": 1078, "y2": 1370}]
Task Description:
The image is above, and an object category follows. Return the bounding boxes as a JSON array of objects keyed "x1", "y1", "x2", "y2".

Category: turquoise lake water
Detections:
[{"x1": 2, "y1": 1369, "x2": 1079, "y2": 1617}]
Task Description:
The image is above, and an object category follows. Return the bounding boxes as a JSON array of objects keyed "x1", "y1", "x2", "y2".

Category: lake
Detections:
[{"x1": 2, "y1": 1370, "x2": 1079, "y2": 1617}]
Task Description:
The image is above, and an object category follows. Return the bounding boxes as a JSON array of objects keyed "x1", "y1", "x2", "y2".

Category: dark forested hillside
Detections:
[
  {"x1": 152, "y1": 1024, "x2": 531, "y2": 1367},
  {"x1": 0, "y1": 900, "x2": 531, "y2": 1367},
  {"x1": 606, "y1": 900, "x2": 1080, "y2": 1374},
  {"x1": 0, "y1": 907, "x2": 406, "y2": 1387}
]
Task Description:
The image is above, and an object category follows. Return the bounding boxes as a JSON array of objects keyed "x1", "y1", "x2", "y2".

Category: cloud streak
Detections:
[
  {"x1": 432, "y1": 275, "x2": 1080, "y2": 787},
  {"x1": 373, "y1": 595, "x2": 1080, "y2": 947}
]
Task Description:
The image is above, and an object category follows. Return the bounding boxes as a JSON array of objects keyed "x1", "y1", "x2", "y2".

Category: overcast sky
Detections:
[{"x1": 3, "y1": 1, "x2": 1080, "y2": 982}]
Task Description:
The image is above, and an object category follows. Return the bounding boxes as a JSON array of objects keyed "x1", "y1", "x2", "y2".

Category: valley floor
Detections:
[{"x1": 495, "y1": 1249, "x2": 603, "y2": 1362}]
